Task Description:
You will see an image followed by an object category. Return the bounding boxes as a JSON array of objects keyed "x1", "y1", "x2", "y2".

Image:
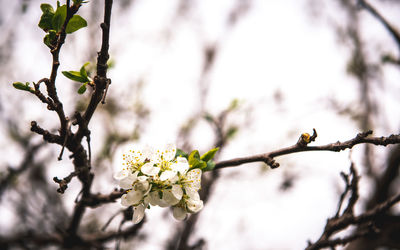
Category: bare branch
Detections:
[
  {"x1": 74, "y1": 0, "x2": 113, "y2": 143},
  {"x1": 358, "y1": 0, "x2": 400, "y2": 51},
  {"x1": 30, "y1": 121, "x2": 62, "y2": 144},
  {"x1": 306, "y1": 164, "x2": 400, "y2": 250},
  {"x1": 215, "y1": 130, "x2": 400, "y2": 170}
]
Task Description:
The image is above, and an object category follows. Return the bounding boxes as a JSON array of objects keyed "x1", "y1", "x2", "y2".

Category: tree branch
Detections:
[
  {"x1": 74, "y1": 0, "x2": 113, "y2": 143},
  {"x1": 214, "y1": 130, "x2": 400, "y2": 170},
  {"x1": 47, "y1": 2, "x2": 82, "y2": 137},
  {"x1": 306, "y1": 164, "x2": 400, "y2": 250},
  {"x1": 358, "y1": 0, "x2": 400, "y2": 51},
  {"x1": 65, "y1": 0, "x2": 114, "y2": 239}
]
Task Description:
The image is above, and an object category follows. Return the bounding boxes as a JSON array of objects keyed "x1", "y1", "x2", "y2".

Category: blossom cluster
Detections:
[{"x1": 114, "y1": 144, "x2": 203, "y2": 224}]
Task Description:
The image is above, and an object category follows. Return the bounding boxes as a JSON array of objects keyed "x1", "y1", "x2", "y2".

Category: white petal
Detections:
[
  {"x1": 134, "y1": 179, "x2": 149, "y2": 192},
  {"x1": 186, "y1": 198, "x2": 203, "y2": 213},
  {"x1": 133, "y1": 204, "x2": 146, "y2": 224},
  {"x1": 143, "y1": 184, "x2": 152, "y2": 196},
  {"x1": 147, "y1": 191, "x2": 162, "y2": 206},
  {"x1": 137, "y1": 175, "x2": 148, "y2": 181},
  {"x1": 172, "y1": 159, "x2": 189, "y2": 174},
  {"x1": 177, "y1": 157, "x2": 188, "y2": 164},
  {"x1": 172, "y1": 206, "x2": 187, "y2": 221},
  {"x1": 185, "y1": 168, "x2": 202, "y2": 191},
  {"x1": 157, "y1": 192, "x2": 170, "y2": 207},
  {"x1": 171, "y1": 185, "x2": 183, "y2": 200},
  {"x1": 160, "y1": 170, "x2": 176, "y2": 181},
  {"x1": 120, "y1": 194, "x2": 132, "y2": 207},
  {"x1": 114, "y1": 169, "x2": 130, "y2": 180},
  {"x1": 125, "y1": 190, "x2": 143, "y2": 205},
  {"x1": 141, "y1": 163, "x2": 160, "y2": 176},
  {"x1": 169, "y1": 175, "x2": 179, "y2": 183},
  {"x1": 162, "y1": 190, "x2": 180, "y2": 206},
  {"x1": 142, "y1": 145, "x2": 154, "y2": 160},
  {"x1": 119, "y1": 174, "x2": 137, "y2": 189},
  {"x1": 125, "y1": 147, "x2": 146, "y2": 164},
  {"x1": 158, "y1": 200, "x2": 170, "y2": 207},
  {"x1": 185, "y1": 188, "x2": 200, "y2": 200},
  {"x1": 163, "y1": 143, "x2": 176, "y2": 161}
]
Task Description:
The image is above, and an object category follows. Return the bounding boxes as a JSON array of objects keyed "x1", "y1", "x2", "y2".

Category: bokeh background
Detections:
[{"x1": 1, "y1": 0, "x2": 400, "y2": 249}]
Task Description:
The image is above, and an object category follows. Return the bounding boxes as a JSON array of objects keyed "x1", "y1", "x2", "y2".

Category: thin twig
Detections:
[{"x1": 358, "y1": 0, "x2": 400, "y2": 51}]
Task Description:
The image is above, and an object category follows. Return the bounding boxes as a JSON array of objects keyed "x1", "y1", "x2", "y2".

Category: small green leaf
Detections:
[
  {"x1": 79, "y1": 62, "x2": 90, "y2": 79},
  {"x1": 66, "y1": 15, "x2": 87, "y2": 34},
  {"x1": 203, "y1": 161, "x2": 216, "y2": 172},
  {"x1": 12, "y1": 82, "x2": 34, "y2": 93},
  {"x1": 62, "y1": 71, "x2": 89, "y2": 83},
  {"x1": 52, "y1": 4, "x2": 67, "y2": 32},
  {"x1": 38, "y1": 4, "x2": 55, "y2": 31},
  {"x1": 43, "y1": 30, "x2": 57, "y2": 48},
  {"x1": 188, "y1": 150, "x2": 200, "y2": 166},
  {"x1": 200, "y1": 148, "x2": 219, "y2": 162},
  {"x1": 40, "y1": 3, "x2": 54, "y2": 13},
  {"x1": 188, "y1": 150, "x2": 208, "y2": 170},
  {"x1": 176, "y1": 149, "x2": 188, "y2": 159},
  {"x1": 191, "y1": 160, "x2": 207, "y2": 169},
  {"x1": 77, "y1": 83, "x2": 87, "y2": 94}
]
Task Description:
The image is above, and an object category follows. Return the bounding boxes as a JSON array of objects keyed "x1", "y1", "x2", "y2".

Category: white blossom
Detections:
[{"x1": 115, "y1": 143, "x2": 206, "y2": 223}]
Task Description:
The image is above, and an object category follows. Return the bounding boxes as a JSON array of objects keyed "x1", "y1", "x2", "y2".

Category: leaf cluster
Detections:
[
  {"x1": 176, "y1": 148, "x2": 219, "y2": 172},
  {"x1": 62, "y1": 62, "x2": 92, "y2": 94},
  {"x1": 38, "y1": 1, "x2": 87, "y2": 48}
]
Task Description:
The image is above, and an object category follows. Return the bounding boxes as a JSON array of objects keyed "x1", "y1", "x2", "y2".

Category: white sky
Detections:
[{"x1": 1, "y1": 0, "x2": 400, "y2": 249}]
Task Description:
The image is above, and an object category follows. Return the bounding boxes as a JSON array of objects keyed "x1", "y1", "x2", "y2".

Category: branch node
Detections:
[
  {"x1": 264, "y1": 157, "x2": 280, "y2": 169},
  {"x1": 101, "y1": 78, "x2": 111, "y2": 104},
  {"x1": 297, "y1": 128, "x2": 318, "y2": 147}
]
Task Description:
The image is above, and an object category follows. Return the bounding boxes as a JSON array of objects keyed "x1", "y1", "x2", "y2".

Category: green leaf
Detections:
[
  {"x1": 79, "y1": 62, "x2": 90, "y2": 79},
  {"x1": 188, "y1": 150, "x2": 200, "y2": 166},
  {"x1": 52, "y1": 4, "x2": 67, "y2": 32},
  {"x1": 43, "y1": 30, "x2": 57, "y2": 48},
  {"x1": 195, "y1": 161, "x2": 207, "y2": 170},
  {"x1": 62, "y1": 70, "x2": 89, "y2": 83},
  {"x1": 176, "y1": 149, "x2": 188, "y2": 159},
  {"x1": 66, "y1": 15, "x2": 87, "y2": 34},
  {"x1": 40, "y1": 3, "x2": 54, "y2": 13},
  {"x1": 202, "y1": 161, "x2": 216, "y2": 172},
  {"x1": 38, "y1": 4, "x2": 55, "y2": 31},
  {"x1": 77, "y1": 83, "x2": 87, "y2": 94},
  {"x1": 12, "y1": 82, "x2": 34, "y2": 93},
  {"x1": 200, "y1": 148, "x2": 219, "y2": 162}
]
